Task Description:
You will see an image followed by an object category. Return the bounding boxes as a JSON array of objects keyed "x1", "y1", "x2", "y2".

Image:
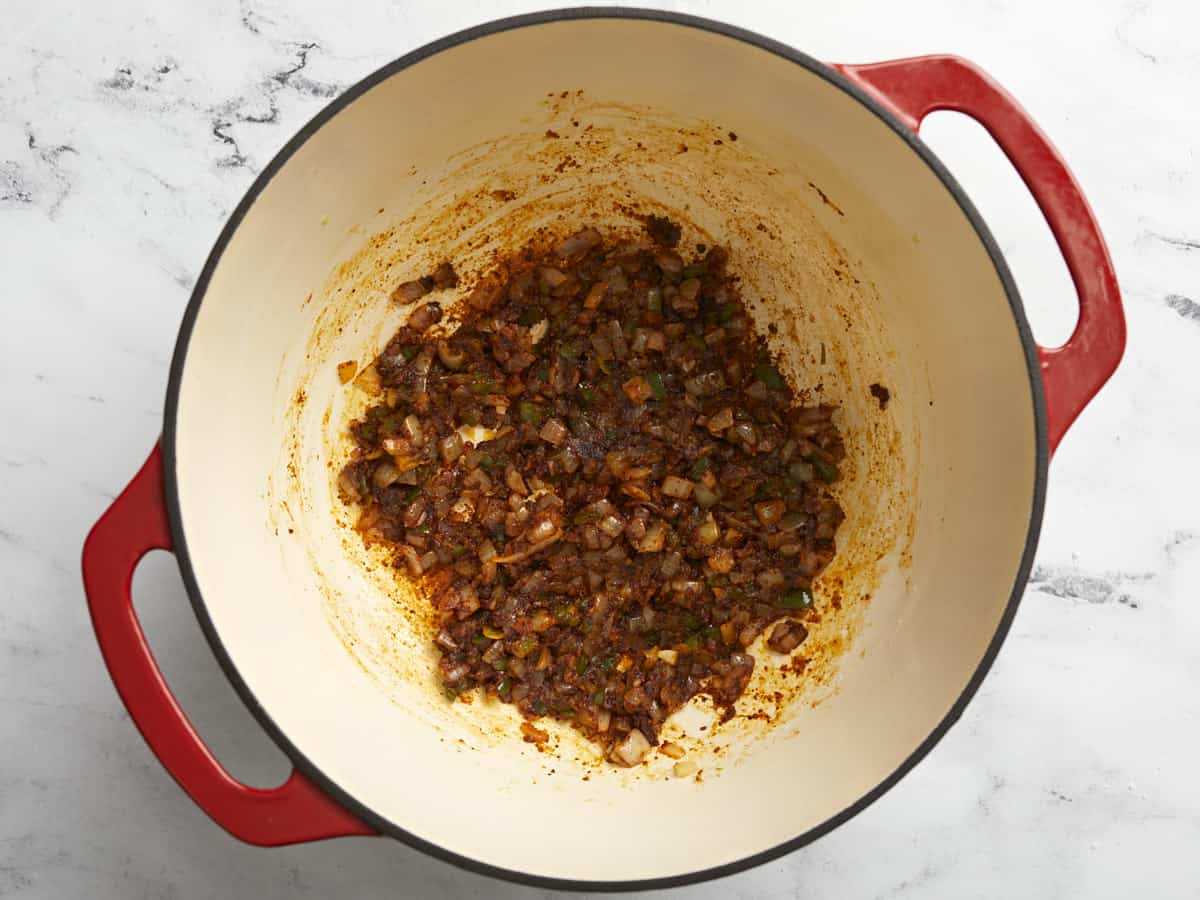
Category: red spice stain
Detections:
[
  {"x1": 807, "y1": 181, "x2": 845, "y2": 217},
  {"x1": 869, "y1": 383, "x2": 891, "y2": 410}
]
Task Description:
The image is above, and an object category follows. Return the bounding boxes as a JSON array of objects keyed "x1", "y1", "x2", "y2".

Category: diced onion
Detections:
[
  {"x1": 694, "y1": 484, "x2": 720, "y2": 508},
  {"x1": 654, "y1": 250, "x2": 683, "y2": 276},
  {"x1": 402, "y1": 415, "x2": 425, "y2": 446},
  {"x1": 754, "y1": 499, "x2": 786, "y2": 526},
  {"x1": 613, "y1": 729, "x2": 651, "y2": 766},
  {"x1": 622, "y1": 376, "x2": 653, "y2": 404},
  {"x1": 539, "y1": 418, "x2": 569, "y2": 446},
  {"x1": 661, "y1": 475, "x2": 694, "y2": 499},
  {"x1": 695, "y1": 514, "x2": 720, "y2": 545},
  {"x1": 353, "y1": 364, "x2": 382, "y2": 396},
  {"x1": 505, "y1": 464, "x2": 528, "y2": 495},
  {"x1": 553, "y1": 227, "x2": 602, "y2": 258},
  {"x1": 400, "y1": 546, "x2": 423, "y2": 576},
  {"x1": 439, "y1": 432, "x2": 464, "y2": 464},
  {"x1": 730, "y1": 422, "x2": 758, "y2": 447},
  {"x1": 778, "y1": 511, "x2": 806, "y2": 531},
  {"x1": 526, "y1": 516, "x2": 559, "y2": 543},
  {"x1": 407, "y1": 302, "x2": 443, "y2": 332},
  {"x1": 338, "y1": 468, "x2": 364, "y2": 502},
  {"x1": 392, "y1": 279, "x2": 428, "y2": 303},
  {"x1": 539, "y1": 267, "x2": 568, "y2": 288},
  {"x1": 660, "y1": 551, "x2": 683, "y2": 578},
  {"x1": 598, "y1": 514, "x2": 626, "y2": 538},
  {"x1": 757, "y1": 569, "x2": 785, "y2": 590},
  {"x1": 706, "y1": 407, "x2": 734, "y2": 433},
  {"x1": 638, "y1": 520, "x2": 667, "y2": 553},
  {"x1": 788, "y1": 461, "x2": 815, "y2": 483},
  {"x1": 659, "y1": 741, "x2": 685, "y2": 758},
  {"x1": 437, "y1": 341, "x2": 465, "y2": 370},
  {"x1": 707, "y1": 547, "x2": 735, "y2": 573},
  {"x1": 584, "y1": 281, "x2": 608, "y2": 309},
  {"x1": 372, "y1": 460, "x2": 401, "y2": 489},
  {"x1": 556, "y1": 447, "x2": 580, "y2": 474}
]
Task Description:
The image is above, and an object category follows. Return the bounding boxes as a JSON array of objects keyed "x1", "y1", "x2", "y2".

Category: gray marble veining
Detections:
[{"x1": 3, "y1": 0, "x2": 1198, "y2": 897}]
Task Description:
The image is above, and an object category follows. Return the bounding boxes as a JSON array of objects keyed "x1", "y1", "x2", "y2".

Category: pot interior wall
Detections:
[{"x1": 171, "y1": 17, "x2": 1038, "y2": 882}]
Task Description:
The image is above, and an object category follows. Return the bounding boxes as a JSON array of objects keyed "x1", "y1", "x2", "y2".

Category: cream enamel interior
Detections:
[{"x1": 171, "y1": 18, "x2": 1038, "y2": 883}]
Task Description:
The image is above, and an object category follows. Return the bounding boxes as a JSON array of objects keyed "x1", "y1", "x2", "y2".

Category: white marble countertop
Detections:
[{"x1": 3, "y1": 0, "x2": 1198, "y2": 897}]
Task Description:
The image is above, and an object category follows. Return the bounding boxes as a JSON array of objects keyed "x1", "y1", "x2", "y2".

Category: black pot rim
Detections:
[{"x1": 161, "y1": 6, "x2": 1048, "y2": 892}]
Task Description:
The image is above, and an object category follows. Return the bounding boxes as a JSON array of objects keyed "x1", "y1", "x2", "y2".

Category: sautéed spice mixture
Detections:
[{"x1": 337, "y1": 221, "x2": 845, "y2": 766}]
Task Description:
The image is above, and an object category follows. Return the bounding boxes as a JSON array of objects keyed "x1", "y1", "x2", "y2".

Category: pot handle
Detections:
[
  {"x1": 81, "y1": 443, "x2": 375, "y2": 845},
  {"x1": 833, "y1": 55, "x2": 1125, "y2": 453}
]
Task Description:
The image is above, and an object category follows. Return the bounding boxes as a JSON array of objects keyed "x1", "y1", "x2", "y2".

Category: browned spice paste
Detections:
[{"x1": 338, "y1": 220, "x2": 844, "y2": 765}]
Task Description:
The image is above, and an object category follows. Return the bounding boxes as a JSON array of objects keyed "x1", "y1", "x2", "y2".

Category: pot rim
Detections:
[{"x1": 161, "y1": 6, "x2": 1048, "y2": 891}]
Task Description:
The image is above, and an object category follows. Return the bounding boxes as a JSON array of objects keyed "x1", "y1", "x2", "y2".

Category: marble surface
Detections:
[{"x1": 3, "y1": 0, "x2": 1199, "y2": 896}]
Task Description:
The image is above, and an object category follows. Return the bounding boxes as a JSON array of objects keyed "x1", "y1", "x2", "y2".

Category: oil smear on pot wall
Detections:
[{"x1": 267, "y1": 89, "x2": 915, "y2": 784}]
